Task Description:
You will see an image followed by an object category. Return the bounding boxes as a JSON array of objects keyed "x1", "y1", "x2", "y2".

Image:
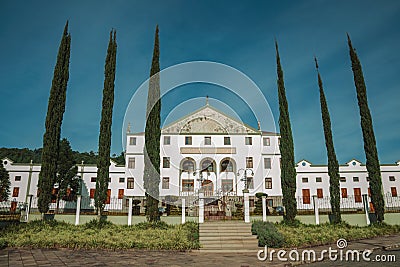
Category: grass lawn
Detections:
[
  {"x1": 0, "y1": 220, "x2": 199, "y2": 250},
  {"x1": 253, "y1": 220, "x2": 400, "y2": 248}
]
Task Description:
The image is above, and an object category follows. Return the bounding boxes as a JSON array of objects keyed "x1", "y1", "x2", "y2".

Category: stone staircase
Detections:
[{"x1": 199, "y1": 221, "x2": 259, "y2": 252}]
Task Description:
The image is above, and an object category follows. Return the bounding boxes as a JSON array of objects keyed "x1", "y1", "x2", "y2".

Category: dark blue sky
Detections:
[{"x1": 0, "y1": 0, "x2": 399, "y2": 164}]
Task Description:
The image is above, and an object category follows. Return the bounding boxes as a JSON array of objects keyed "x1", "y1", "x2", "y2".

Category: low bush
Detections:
[
  {"x1": 0, "y1": 219, "x2": 199, "y2": 250},
  {"x1": 252, "y1": 221, "x2": 285, "y2": 248}
]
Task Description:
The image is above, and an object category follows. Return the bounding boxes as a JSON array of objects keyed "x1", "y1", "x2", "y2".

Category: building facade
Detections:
[{"x1": 2, "y1": 103, "x2": 400, "y2": 211}]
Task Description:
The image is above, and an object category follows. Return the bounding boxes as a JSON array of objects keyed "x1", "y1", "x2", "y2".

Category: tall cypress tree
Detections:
[
  {"x1": 95, "y1": 30, "x2": 117, "y2": 219},
  {"x1": 275, "y1": 41, "x2": 297, "y2": 222},
  {"x1": 315, "y1": 58, "x2": 342, "y2": 224},
  {"x1": 38, "y1": 21, "x2": 71, "y2": 216},
  {"x1": 0, "y1": 163, "x2": 10, "y2": 202},
  {"x1": 347, "y1": 34, "x2": 385, "y2": 222},
  {"x1": 143, "y1": 26, "x2": 161, "y2": 222}
]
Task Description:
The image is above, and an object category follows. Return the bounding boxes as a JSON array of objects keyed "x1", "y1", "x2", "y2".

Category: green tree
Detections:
[
  {"x1": 143, "y1": 26, "x2": 161, "y2": 222},
  {"x1": 315, "y1": 58, "x2": 341, "y2": 224},
  {"x1": 38, "y1": 21, "x2": 71, "y2": 216},
  {"x1": 95, "y1": 30, "x2": 117, "y2": 219},
  {"x1": 54, "y1": 138, "x2": 78, "y2": 212},
  {"x1": 347, "y1": 34, "x2": 385, "y2": 222},
  {"x1": 275, "y1": 41, "x2": 297, "y2": 222},
  {"x1": 0, "y1": 162, "x2": 10, "y2": 201}
]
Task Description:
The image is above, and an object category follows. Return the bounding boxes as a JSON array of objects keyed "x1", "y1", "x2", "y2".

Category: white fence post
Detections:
[
  {"x1": 313, "y1": 195, "x2": 319, "y2": 225},
  {"x1": 262, "y1": 196, "x2": 267, "y2": 222},
  {"x1": 363, "y1": 194, "x2": 370, "y2": 225},
  {"x1": 128, "y1": 197, "x2": 133, "y2": 226},
  {"x1": 75, "y1": 195, "x2": 81, "y2": 226},
  {"x1": 244, "y1": 190, "x2": 250, "y2": 223},
  {"x1": 181, "y1": 198, "x2": 186, "y2": 224},
  {"x1": 199, "y1": 192, "x2": 204, "y2": 224},
  {"x1": 26, "y1": 195, "x2": 33, "y2": 222}
]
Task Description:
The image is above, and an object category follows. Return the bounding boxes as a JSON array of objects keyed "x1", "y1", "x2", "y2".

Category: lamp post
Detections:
[
  {"x1": 236, "y1": 168, "x2": 254, "y2": 192},
  {"x1": 237, "y1": 168, "x2": 253, "y2": 223},
  {"x1": 75, "y1": 175, "x2": 82, "y2": 226}
]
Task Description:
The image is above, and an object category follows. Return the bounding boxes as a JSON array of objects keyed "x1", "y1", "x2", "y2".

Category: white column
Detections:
[
  {"x1": 75, "y1": 195, "x2": 81, "y2": 226},
  {"x1": 181, "y1": 198, "x2": 186, "y2": 224},
  {"x1": 199, "y1": 192, "x2": 204, "y2": 224},
  {"x1": 313, "y1": 195, "x2": 319, "y2": 225},
  {"x1": 363, "y1": 194, "x2": 370, "y2": 225},
  {"x1": 26, "y1": 195, "x2": 32, "y2": 222},
  {"x1": 128, "y1": 197, "x2": 133, "y2": 226},
  {"x1": 262, "y1": 196, "x2": 267, "y2": 222},
  {"x1": 244, "y1": 190, "x2": 250, "y2": 223}
]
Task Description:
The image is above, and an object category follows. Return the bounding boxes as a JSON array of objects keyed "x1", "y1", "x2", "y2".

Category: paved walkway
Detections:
[{"x1": 0, "y1": 235, "x2": 399, "y2": 266}]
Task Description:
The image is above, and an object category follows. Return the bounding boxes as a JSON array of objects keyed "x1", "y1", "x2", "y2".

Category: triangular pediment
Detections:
[{"x1": 162, "y1": 105, "x2": 259, "y2": 134}]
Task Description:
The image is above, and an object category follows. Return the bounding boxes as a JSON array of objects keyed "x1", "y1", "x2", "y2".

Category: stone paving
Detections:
[{"x1": 0, "y1": 234, "x2": 399, "y2": 266}]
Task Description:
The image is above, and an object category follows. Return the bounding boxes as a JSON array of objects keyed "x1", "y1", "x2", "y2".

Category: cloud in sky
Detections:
[{"x1": 0, "y1": 0, "x2": 399, "y2": 164}]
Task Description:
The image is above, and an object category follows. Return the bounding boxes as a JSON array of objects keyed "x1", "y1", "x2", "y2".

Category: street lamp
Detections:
[{"x1": 237, "y1": 168, "x2": 254, "y2": 192}]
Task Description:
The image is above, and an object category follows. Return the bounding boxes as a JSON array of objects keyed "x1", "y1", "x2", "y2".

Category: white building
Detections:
[{"x1": 2, "y1": 103, "x2": 400, "y2": 211}]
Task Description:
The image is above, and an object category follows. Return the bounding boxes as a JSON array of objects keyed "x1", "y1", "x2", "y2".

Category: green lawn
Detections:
[
  {"x1": 0, "y1": 220, "x2": 199, "y2": 250},
  {"x1": 252, "y1": 220, "x2": 400, "y2": 248}
]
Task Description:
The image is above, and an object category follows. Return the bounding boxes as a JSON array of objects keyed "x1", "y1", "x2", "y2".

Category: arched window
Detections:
[
  {"x1": 201, "y1": 159, "x2": 214, "y2": 172},
  {"x1": 182, "y1": 159, "x2": 195, "y2": 172},
  {"x1": 221, "y1": 159, "x2": 234, "y2": 172}
]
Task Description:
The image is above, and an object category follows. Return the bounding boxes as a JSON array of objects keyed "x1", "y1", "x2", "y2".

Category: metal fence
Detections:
[{"x1": 264, "y1": 194, "x2": 400, "y2": 213}]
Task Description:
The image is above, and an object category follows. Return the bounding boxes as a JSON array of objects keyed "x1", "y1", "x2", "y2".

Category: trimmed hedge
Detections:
[{"x1": 252, "y1": 221, "x2": 285, "y2": 248}]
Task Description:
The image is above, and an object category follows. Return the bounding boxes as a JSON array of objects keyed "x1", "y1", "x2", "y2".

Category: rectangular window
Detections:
[
  {"x1": 264, "y1": 158, "x2": 271, "y2": 169},
  {"x1": 278, "y1": 138, "x2": 281, "y2": 145},
  {"x1": 182, "y1": 179, "x2": 194, "y2": 192},
  {"x1": 246, "y1": 157, "x2": 253, "y2": 168},
  {"x1": 128, "y1": 158, "x2": 136, "y2": 169},
  {"x1": 265, "y1": 177, "x2": 272, "y2": 189},
  {"x1": 267, "y1": 199, "x2": 273, "y2": 207},
  {"x1": 316, "y1": 177, "x2": 322, "y2": 183},
  {"x1": 162, "y1": 177, "x2": 170, "y2": 189},
  {"x1": 368, "y1": 187, "x2": 371, "y2": 197},
  {"x1": 263, "y1": 137, "x2": 270, "y2": 146},
  {"x1": 118, "y1": 189, "x2": 124, "y2": 199},
  {"x1": 391, "y1": 187, "x2": 398, "y2": 197},
  {"x1": 366, "y1": 177, "x2": 370, "y2": 182},
  {"x1": 246, "y1": 177, "x2": 254, "y2": 189},
  {"x1": 163, "y1": 157, "x2": 170, "y2": 168},
  {"x1": 340, "y1": 177, "x2": 346, "y2": 182},
  {"x1": 204, "y1": 136, "x2": 211, "y2": 145},
  {"x1": 389, "y1": 176, "x2": 396, "y2": 182},
  {"x1": 127, "y1": 177, "x2": 134, "y2": 189},
  {"x1": 12, "y1": 187, "x2": 19, "y2": 197},
  {"x1": 91, "y1": 177, "x2": 96, "y2": 183},
  {"x1": 302, "y1": 189, "x2": 310, "y2": 204},
  {"x1": 90, "y1": 189, "x2": 96, "y2": 199},
  {"x1": 164, "y1": 136, "x2": 171, "y2": 145},
  {"x1": 353, "y1": 177, "x2": 359, "y2": 182},
  {"x1": 302, "y1": 177, "x2": 308, "y2": 183},
  {"x1": 317, "y1": 188, "x2": 323, "y2": 198},
  {"x1": 354, "y1": 188, "x2": 362, "y2": 203},
  {"x1": 224, "y1": 137, "x2": 231, "y2": 145},
  {"x1": 185, "y1": 136, "x2": 192, "y2": 145},
  {"x1": 129, "y1": 137, "x2": 136, "y2": 145},
  {"x1": 105, "y1": 189, "x2": 111, "y2": 204},
  {"x1": 245, "y1": 137, "x2": 252, "y2": 145},
  {"x1": 341, "y1": 188, "x2": 348, "y2": 198},
  {"x1": 222, "y1": 179, "x2": 233, "y2": 192},
  {"x1": 119, "y1": 177, "x2": 125, "y2": 183},
  {"x1": 14, "y1": 176, "x2": 21, "y2": 182}
]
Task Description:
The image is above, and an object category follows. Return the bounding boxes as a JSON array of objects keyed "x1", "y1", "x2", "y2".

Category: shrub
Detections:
[
  {"x1": 135, "y1": 221, "x2": 170, "y2": 230},
  {"x1": 252, "y1": 221, "x2": 285, "y2": 248}
]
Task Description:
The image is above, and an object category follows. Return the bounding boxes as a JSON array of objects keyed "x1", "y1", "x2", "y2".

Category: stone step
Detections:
[
  {"x1": 201, "y1": 240, "x2": 258, "y2": 246},
  {"x1": 200, "y1": 235, "x2": 257, "y2": 241},
  {"x1": 199, "y1": 232, "x2": 254, "y2": 237}
]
